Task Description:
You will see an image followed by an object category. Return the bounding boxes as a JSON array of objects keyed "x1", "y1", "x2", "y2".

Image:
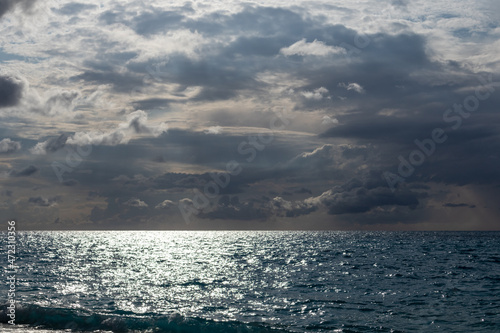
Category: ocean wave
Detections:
[{"x1": 0, "y1": 303, "x2": 286, "y2": 333}]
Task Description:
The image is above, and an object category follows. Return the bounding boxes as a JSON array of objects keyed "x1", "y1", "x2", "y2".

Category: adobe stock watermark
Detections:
[
  {"x1": 340, "y1": 30, "x2": 371, "y2": 61},
  {"x1": 51, "y1": 144, "x2": 92, "y2": 182},
  {"x1": 178, "y1": 108, "x2": 296, "y2": 224},
  {"x1": 6, "y1": 220, "x2": 18, "y2": 325},
  {"x1": 384, "y1": 74, "x2": 499, "y2": 191}
]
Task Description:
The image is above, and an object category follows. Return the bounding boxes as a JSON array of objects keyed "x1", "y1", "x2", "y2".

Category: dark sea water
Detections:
[{"x1": 1, "y1": 231, "x2": 500, "y2": 332}]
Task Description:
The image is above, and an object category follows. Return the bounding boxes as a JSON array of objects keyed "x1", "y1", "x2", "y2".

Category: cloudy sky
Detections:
[{"x1": 1, "y1": 0, "x2": 499, "y2": 230}]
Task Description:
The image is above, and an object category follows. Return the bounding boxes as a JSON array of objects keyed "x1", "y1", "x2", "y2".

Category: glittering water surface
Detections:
[{"x1": 1, "y1": 231, "x2": 500, "y2": 332}]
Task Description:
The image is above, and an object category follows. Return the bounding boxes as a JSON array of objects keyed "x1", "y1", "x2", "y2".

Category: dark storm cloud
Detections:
[
  {"x1": 150, "y1": 129, "x2": 303, "y2": 168},
  {"x1": 122, "y1": 7, "x2": 453, "y2": 109},
  {"x1": 30, "y1": 133, "x2": 68, "y2": 155},
  {"x1": 280, "y1": 144, "x2": 369, "y2": 185},
  {"x1": 336, "y1": 204, "x2": 428, "y2": 225},
  {"x1": 44, "y1": 129, "x2": 329, "y2": 224},
  {"x1": 131, "y1": 98, "x2": 173, "y2": 111},
  {"x1": 152, "y1": 173, "x2": 211, "y2": 189},
  {"x1": 295, "y1": 188, "x2": 312, "y2": 195},
  {"x1": 0, "y1": 75, "x2": 23, "y2": 107},
  {"x1": 123, "y1": 198, "x2": 148, "y2": 208},
  {"x1": 197, "y1": 195, "x2": 269, "y2": 221},
  {"x1": 31, "y1": 129, "x2": 277, "y2": 188},
  {"x1": 317, "y1": 66, "x2": 500, "y2": 187},
  {"x1": 8, "y1": 2, "x2": 498, "y2": 228},
  {"x1": 320, "y1": 116, "x2": 442, "y2": 142},
  {"x1": 192, "y1": 87, "x2": 240, "y2": 102},
  {"x1": 149, "y1": 133, "x2": 337, "y2": 194},
  {"x1": 341, "y1": 145, "x2": 369, "y2": 160},
  {"x1": 271, "y1": 196, "x2": 318, "y2": 218},
  {"x1": 64, "y1": 45, "x2": 139, "y2": 87},
  {"x1": 0, "y1": 0, "x2": 36, "y2": 19},
  {"x1": 322, "y1": 114, "x2": 500, "y2": 187},
  {"x1": 45, "y1": 134, "x2": 69, "y2": 152},
  {"x1": 323, "y1": 186, "x2": 420, "y2": 215},
  {"x1": 320, "y1": 87, "x2": 499, "y2": 144},
  {"x1": 10, "y1": 165, "x2": 38, "y2": 177},
  {"x1": 71, "y1": 70, "x2": 145, "y2": 93},
  {"x1": 416, "y1": 147, "x2": 500, "y2": 186},
  {"x1": 292, "y1": 34, "x2": 436, "y2": 113},
  {"x1": 117, "y1": 6, "x2": 314, "y2": 102},
  {"x1": 127, "y1": 54, "x2": 261, "y2": 102},
  {"x1": 124, "y1": 135, "x2": 345, "y2": 198},
  {"x1": 222, "y1": 36, "x2": 295, "y2": 57},
  {"x1": 28, "y1": 196, "x2": 60, "y2": 207},
  {"x1": 150, "y1": 166, "x2": 267, "y2": 195},
  {"x1": 147, "y1": 171, "x2": 249, "y2": 195},
  {"x1": 62, "y1": 179, "x2": 78, "y2": 186},
  {"x1": 271, "y1": 174, "x2": 425, "y2": 223},
  {"x1": 88, "y1": 3, "x2": 490, "y2": 116},
  {"x1": 95, "y1": 6, "x2": 440, "y2": 106},
  {"x1": 90, "y1": 196, "x2": 148, "y2": 225},
  {"x1": 82, "y1": 52, "x2": 139, "y2": 72},
  {"x1": 443, "y1": 203, "x2": 476, "y2": 208},
  {"x1": 88, "y1": 194, "x2": 184, "y2": 228}
]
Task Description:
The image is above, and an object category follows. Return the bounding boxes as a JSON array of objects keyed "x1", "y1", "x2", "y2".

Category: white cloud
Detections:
[
  {"x1": 155, "y1": 199, "x2": 175, "y2": 209},
  {"x1": 66, "y1": 130, "x2": 126, "y2": 146},
  {"x1": 29, "y1": 141, "x2": 49, "y2": 155},
  {"x1": 303, "y1": 189, "x2": 335, "y2": 207},
  {"x1": 30, "y1": 110, "x2": 168, "y2": 154},
  {"x1": 0, "y1": 74, "x2": 82, "y2": 118},
  {"x1": 66, "y1": 110, "x2": 168, "y2": 146},
  {"x1": 338, "y1": 82, "x2": 365, "y2": 94},
  {"x1": 322, "y1": 115, "x2": 339, "y2": 125},
  {"x1": 40, "y1": 89, "x2": 80, "y2": 116},
  {"x1": 280, "y1": 39, "x2": 345, "y2": 57},
  {"x1": 271, "y1": 196, "x2": 293, "y2": 211},
  {"x1": 287, "y1": 144, "x2": 336, "y2": 168},
  {"x1": 29, "y1": 134, "x2": 67, "y2": 155},
  {"x1": 28, "y1": 196, "x2": 60, "y2": 207},
  {"x1": 271, "y1": 196, "x2": 317, "y2": 217},
  {"x1": 301, "y1": 87, "x2": 329, "y2": 100},
  {"x1": 123, "y1": 198, "x2": 148, "y2": 208},
  {"x1": 271, "y1": 188, "x2": 336, "y2": 217},
  {"x1": 179, "y1": 198, "x2": 193, "y2": 205},
  {"x1": 205, "y1": 126, "x2": 222, "y2": 134},
  {"x1": 301, "y1": 144, "x2": 335, "y2": 159},
  {"x1": 111, "y1": 175, "x2": 132, "y2": 182},
  {"x1": 0, "y1": 138, "x2": 21, "y2": 153}
]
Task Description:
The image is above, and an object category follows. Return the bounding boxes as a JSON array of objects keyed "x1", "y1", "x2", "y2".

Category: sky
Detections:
[{"x1": 0, "y1": 0, "x2": 499, "y2": 230}]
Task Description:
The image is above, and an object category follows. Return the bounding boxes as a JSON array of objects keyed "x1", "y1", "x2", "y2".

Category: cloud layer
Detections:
[{"x1": 0, "y1": 0, "x2": 498, "y2": 230}]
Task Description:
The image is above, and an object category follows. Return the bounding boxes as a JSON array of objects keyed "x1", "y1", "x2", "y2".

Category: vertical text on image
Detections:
[{"x1": 6, "y1": 220, "x2": 17, "y2": 325}]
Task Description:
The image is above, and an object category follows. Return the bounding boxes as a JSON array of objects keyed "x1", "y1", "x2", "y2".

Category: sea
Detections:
[{"x1": 1, "y1": 231, "x2": 500, "y2": 332}]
